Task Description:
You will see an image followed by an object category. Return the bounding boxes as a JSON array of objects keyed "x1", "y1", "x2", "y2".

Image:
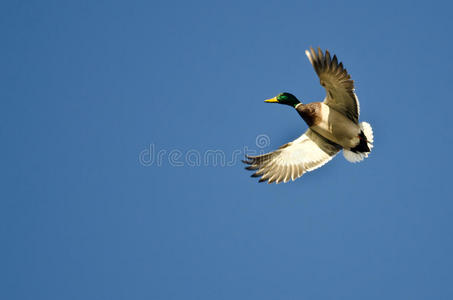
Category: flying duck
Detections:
[{"x1": 243, "y1": 47, "x2": 374, "y2": 184}]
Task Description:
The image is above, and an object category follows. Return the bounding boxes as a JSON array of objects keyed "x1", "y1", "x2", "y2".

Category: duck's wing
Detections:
[
  {"x1": 305, "y1": 47, "x2": 360, "y2": 123},
  {"x1": 243, "y1": 129, "x2": 341, "y2": 184}
]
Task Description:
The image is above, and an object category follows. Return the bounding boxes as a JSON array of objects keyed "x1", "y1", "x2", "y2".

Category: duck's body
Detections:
[
  {"x1": 243, "y1": 47, "x2": 374, "y2": 184},
  {"x1": 297, "y1": 102, "x2": 360, "y2": 150}
]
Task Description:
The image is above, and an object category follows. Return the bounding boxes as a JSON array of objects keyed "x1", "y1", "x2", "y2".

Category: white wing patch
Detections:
[{"x1": 244, "y1": 129, "x2": 341, "y2": 184}]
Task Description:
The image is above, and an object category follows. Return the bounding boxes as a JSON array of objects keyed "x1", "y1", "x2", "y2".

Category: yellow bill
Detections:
[{"x1": 264, "y1": 97, "x2": 278, "y2": 103}]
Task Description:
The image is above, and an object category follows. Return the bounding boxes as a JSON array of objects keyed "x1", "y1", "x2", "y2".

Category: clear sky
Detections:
[{"x1": 2, "y1": 0, "x2": 453, "y2": 299}]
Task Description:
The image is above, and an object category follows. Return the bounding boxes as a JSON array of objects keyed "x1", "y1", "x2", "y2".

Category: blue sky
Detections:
[{"x1": 2, "y1": 0, "x2": 453, "y2": 299}]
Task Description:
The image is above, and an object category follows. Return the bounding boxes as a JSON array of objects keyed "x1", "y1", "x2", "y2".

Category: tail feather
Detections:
[
  {"x1": 343, "y1": 122, "x2": 373, "y2": 163},
  {"x1": 343, "y1": 150, "x2": 368, "y2": 163},
  {"x1": 360, "y1": 121, "x2": 374, "y2": 144}
]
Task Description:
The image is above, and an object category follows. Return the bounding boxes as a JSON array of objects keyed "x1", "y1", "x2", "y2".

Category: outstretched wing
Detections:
[
  {"x1": 305, "y1": 47, "x2": 360, "y2": 123},
  {"x1": 243, "y1": 129, "x2": 341, "y2": 184}
]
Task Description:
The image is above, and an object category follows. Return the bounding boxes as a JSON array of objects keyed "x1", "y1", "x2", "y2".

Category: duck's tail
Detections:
[{"x1": 343, "y1": 122, "x2": 374, "y2": 163}]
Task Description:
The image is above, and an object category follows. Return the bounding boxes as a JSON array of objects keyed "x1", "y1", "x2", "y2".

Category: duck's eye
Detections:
[{"x1": 279, "y1": 95, "x2": 288, "y2": 101}]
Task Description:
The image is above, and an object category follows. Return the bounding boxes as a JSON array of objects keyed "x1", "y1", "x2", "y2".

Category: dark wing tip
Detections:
[{"x1": 245, "y1": 165, "x2": 258, "y2": 171}]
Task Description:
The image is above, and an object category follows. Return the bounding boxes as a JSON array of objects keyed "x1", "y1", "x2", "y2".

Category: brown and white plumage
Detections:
[{"x1": 244, "y1": 47, "x2": 373, "y2": 184}]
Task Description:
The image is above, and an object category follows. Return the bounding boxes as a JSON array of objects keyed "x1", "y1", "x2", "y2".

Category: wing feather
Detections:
[
  {"x1": 243, "y1": 129, "x2": 341, "y2": 184},
  {"x1": 305, "y1": 47, "x2": 360, "y2": 123}
]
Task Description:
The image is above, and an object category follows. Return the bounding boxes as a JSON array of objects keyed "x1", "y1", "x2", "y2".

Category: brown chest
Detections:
[{"x1": 296, "y1": 103, "x2": 322, "y2": 127}]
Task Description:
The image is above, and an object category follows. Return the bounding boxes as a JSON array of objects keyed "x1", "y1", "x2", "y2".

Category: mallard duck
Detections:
[{"x1": 243, "y1": 47, "x2": 374, "y2": 184}]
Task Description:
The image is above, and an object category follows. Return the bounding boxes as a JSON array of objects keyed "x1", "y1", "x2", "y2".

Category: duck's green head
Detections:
[{"x1": 264, "y1": 92, "x2": 300, "y2": 107}]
